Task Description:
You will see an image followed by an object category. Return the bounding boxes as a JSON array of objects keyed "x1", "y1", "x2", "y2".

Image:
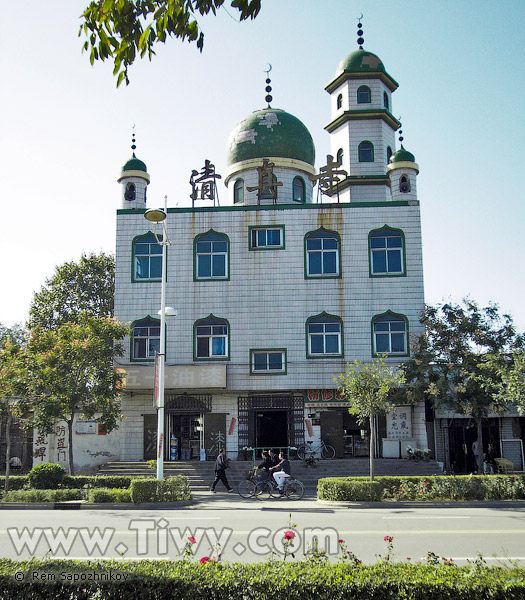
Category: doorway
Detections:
[{"x1": 255, "y1": 411, "x2": 288, "y2": 448}]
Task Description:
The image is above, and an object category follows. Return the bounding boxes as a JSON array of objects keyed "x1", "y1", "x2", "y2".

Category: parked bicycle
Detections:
[
  {"x1": 238, "y1": 469, "x2": 305, "y2": 500},
  {"x1": 295, "y1": 439, "x2": 335, "y2": 460}
]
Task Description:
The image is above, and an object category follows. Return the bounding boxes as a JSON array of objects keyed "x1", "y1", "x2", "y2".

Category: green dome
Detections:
[
  {"x1": 336, "y1": 49, "x2": 386, "y2": 76},
  {"x1": 226, "y1": 108, "x2": 315, "y2": 167},
  {"x1": 122, "y1": 153, "x2": 148, "y2": 172},
  {"x1": 390, "y1": 145, "x2": 416, "y2": 164}
]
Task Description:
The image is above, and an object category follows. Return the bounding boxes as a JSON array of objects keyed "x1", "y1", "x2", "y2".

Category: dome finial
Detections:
[
  {"x1": 264, "y1": 63, "x2": 273, "y2": 108},
  {"x1": 397, "y1": 118, "x2": 404, "y2": 146},
  {"x1": 131, "y1": 124, "x2": 137, "y2": 157},
  {"x1": 357, "y1": 14, "x2": 364, "y2": 49}
]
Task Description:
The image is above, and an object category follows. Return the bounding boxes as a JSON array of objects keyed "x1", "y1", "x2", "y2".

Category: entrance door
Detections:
[
  {"x1": 143, "y1": 414, "x2": 157, "y2": 460},
  {"x1": 320, "y1": 410, "x2": 344, "y2": 458},
  {"x1": 255, "y1": 411, "x2": 288, "y2": 449}
]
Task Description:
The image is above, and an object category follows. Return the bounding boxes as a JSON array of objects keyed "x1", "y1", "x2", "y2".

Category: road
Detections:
[{"x1": 1, "y1": 496, "x2": 524, "y2": 565}]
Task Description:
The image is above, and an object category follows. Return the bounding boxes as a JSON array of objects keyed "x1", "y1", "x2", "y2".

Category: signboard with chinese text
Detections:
[
  {"x1": 386, "y1": 406, "x2": 412, "y2": 440},
  {"x1": 116, "y1": 364, "x2": 226, "y2": 390}
]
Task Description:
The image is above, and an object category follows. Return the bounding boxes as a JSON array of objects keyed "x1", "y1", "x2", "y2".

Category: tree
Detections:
[
  {"x1": 404, "y1": 299, "x2": 524, "y2": 474},
  {"x1": 0, "y1": 339, "x2": 31, "y2": 493},
  {"x1": 335, "y1": 357, "x2": 405, "y2": 481},
  {"x1": 0, "y1": 322, "x2": 27, "y2": 349},
  {"x1": 29, "y1": 252, "x2": 114, "y2": 331},
  {"x1": 25, "y1": 317, "x2": 128, "y2": 475},
  {"x1": 80, "y1": 0, "x2": 262, "y2": 87},
  {"x1": 485, "y1": 351, "x2": 525, "y2": 415}
]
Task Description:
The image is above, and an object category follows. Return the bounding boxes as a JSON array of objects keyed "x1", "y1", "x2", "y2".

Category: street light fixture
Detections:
[{"x1": 144, "y1": 198, "x2": 176, "y2": 480}]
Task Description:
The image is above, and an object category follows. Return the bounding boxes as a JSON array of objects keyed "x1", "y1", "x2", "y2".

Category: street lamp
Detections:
[{"x1": 144, "y1": 199, "x2": 177, "y2": 480}]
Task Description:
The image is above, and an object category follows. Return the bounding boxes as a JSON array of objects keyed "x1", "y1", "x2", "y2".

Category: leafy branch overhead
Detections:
[{"x1": 79, "y1": 0, "x2": 262, "y2": 86}]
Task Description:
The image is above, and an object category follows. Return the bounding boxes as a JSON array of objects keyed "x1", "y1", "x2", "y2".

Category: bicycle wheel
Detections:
[
  {"x1": 296, "y1": 445, "x2": 309, "y2": 460},
  {"x1": 255, "y1": 481, "x2": 272, "y2": 501},
  {"x1": 321, "y1": 444, "x2": 335, "y2": 459},
  {"x1": 238, "y1": 479, "x2": 256, "y2": 499},
  {"x1": 285, "y1": 479, "x2": 305, "y2": 500}
]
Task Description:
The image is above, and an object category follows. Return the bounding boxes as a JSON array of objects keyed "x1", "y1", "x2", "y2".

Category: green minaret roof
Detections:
[
  {"x1": 336, "y1": 48, "x2": 386, "y2": 76},
  {"x1": 226, "y1": 108, "x2": 315, "y2": 167},
  {"x1": 122, "y1": 153, "x2": 148, "y2": 173},
  {"x1": 390, "y1": 145, "x2": 416, "y2": 164}
]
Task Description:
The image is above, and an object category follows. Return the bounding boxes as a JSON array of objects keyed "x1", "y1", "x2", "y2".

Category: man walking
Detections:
[{"x1": 210, "y1": 448, "x2": 233, "y2": 493}]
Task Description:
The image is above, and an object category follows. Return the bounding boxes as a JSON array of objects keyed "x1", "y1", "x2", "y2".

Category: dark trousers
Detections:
[{"x1": 211, "y1": 468, "x2": 231, "y2": 491}]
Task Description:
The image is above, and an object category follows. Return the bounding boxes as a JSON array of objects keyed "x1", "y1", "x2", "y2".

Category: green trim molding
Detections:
[
  {"x1": 249, "y1": 348, "x2": 288, "y2": 376},
  {"x1": 248, "y1": 224, "x2": 286, "y2": 251},
  {"x1": 325, "y1": 109, "x2": 401, "y2": 134}
]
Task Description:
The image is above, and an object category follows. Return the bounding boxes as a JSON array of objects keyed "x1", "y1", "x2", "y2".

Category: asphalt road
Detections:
[{"x1": 1, "y1": 495, "x2": 525, "y2": 565}]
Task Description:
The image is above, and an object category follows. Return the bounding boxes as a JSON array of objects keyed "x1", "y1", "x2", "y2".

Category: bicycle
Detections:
[
  {"x1": 238, "y1": 469, "x2": 305, "y2": 500},
  {"x1": 295, "y1": 439, "x2": 335, "y2": 460}
]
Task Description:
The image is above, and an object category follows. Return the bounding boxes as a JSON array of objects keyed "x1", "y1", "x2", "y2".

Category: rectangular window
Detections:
[
  {"x1": 373, "y1": 317, "x2": 407, "y2": 355},
  {"x1": 250, "y1": 226, "x2": 284, "y2": 250},
  {"x1": 306, "y1": 235, "x2": 339, "y2": 276},
  {"x1": 308, "y1": 320, "x2": 342, "y2": 356},
  {"x1": 370, "y1": 232, "x2": 404, "y2": 276},
  {"x1": 196, "y1": 324, "x2": 228, "y2": 359},
  {"x1": 250, "y1": 349, "x2": 287, "y2": 374}
]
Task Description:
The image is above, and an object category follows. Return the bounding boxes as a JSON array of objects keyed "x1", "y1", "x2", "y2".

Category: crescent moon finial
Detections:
[
  {"x1": 264, "y1": 63, "x2": 272, "y2": 75},
  {"x1": 357, "y1": 13, "x2": 363, "y2": 21}
]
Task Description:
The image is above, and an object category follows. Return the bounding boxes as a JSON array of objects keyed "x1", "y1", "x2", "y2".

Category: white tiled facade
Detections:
[{"x1": 114, "y1": 45, "x2": 429, "y2": 464}]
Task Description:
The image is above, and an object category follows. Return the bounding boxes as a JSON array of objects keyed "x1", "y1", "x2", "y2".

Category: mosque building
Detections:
[{"x1": 110, "y1": 20, "x2": 430, "y2": 466}]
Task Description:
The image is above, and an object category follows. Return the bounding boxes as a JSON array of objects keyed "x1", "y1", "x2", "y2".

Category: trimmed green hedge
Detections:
[
  {"x1": 62, "y1": 475, "x2": 134, "y2": 489},
  {"x1": 130, "y1": 476, "x2": 192, "y2": 503},
  {"x1": 87, "y1": 488, "x2": 131, "y2": 503},
  {"x1": 3, "y1": 489, "x2": 84, "y2": 503},
  {"x1": 318, "y1": 474, "x2": 525, "y2": 502},
  {"x1": 0, "y1": 559, "x2": 523, "y2": 599}
]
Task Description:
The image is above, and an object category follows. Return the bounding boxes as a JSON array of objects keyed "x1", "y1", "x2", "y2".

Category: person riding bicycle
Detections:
[
  {"x1": 255, "y1": 451, "x2": 272, "y2": 488},
  {"x1": 269, "y1": 451, "x2": 291, "y2": 494},
  {"x1": 268, "y1": 448, "x2": 280, "y2": 468}
]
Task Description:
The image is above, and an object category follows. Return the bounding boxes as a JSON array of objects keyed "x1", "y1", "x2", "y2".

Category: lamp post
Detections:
[{"x1": 144, "y1": 199, "x2": 177, "y2": 480}]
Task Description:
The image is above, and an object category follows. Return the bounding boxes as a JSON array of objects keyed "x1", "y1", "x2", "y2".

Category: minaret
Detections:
[
  {"x1": 117, "y1": 129, "x2": 150, "y2": 209},
  {"x1": 324, "y1": 18, "x2": 400, "y2": 202},
  {"x1": 387, "y1": 126, "x2": 419, "y2": 203}
]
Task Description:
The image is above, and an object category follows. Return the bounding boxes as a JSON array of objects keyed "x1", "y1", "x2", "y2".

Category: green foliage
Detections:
[
  {"x1": 29, "y1": 251, "x2": 115, "y2": 330},
  {"x1": 318, "y1": 475, "x2": 525, "y2": 502},
  {"x1": 27, "y1": 462, "x2": 66, "y2": 490},
  {"x1": 62, "y1": 475, "x2": 133, "y2": 489},
  {"x1": 0, "y1": 323, "x2": 27, "y2": 349},
  {"x1": 0, "y1": 559, "x2": 524, "y2": 599},
  {"x1": 0, "y1": 476, "x2": 27, "y2": 491},
  {"x1": 130, "y1": 476, "x2": 192, "y2": 503},
  {"x1": 79, "y1": 0, "x2": 262, "y2": 86},
  {"x1": 3, "y1": 488, "x2": 84, "y2": 503},
  {"x1": 87, "y1": 487, "x2": 131, "y2": 503}
]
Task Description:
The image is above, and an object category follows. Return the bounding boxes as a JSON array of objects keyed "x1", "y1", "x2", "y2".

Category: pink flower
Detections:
[
  {"x1": 338, "y1": 539, "x2": 344, "y2": 543},
  {"x1": 188, "y1": 536, "x2": 196, "y2": 544},
  {"x1": 284, "y1": 530, "x2": 296, "y2": 540},
  {"x1": 384, "y1": 535, "x2": 393, "y2": 542},
  {"x1": 200, "y1": 556, "x2": 210, "y2": 564}
]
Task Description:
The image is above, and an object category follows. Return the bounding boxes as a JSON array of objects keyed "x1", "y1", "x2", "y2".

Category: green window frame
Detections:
[
  {"x1": 293, "y1": 176, "x2": 306, "y2": 203},
  {"x1": 132, "y1": 232, "x2": 162, "y2": 282},
  {"x1": 383, "y1": 91, "x2": 389, "y2": 110},
  {"x1": 306, "y1": 313, "x2": 343, "y2": 358},
  {"x1": 131, "y1": 316, "x2": 160, "y2": 362},
  {"x1": 194, "y1": 315, "x2": 230, "y2": 361},
  {"x1": 369, "y1": 226, "x2": 406, "y2": 277},
  {"x1": 194, "y1": 230, "x2": 230, "y2": 281},
  {"x1": 249, "y1": 225, "x2": 285, "y2": 250},
  {"x1": 250, "y1": 349, "x2": 287, "y2": 375},
  {"x1": 234, "y1": 179, "x2": 244, "y2": 204},
  {"x1": 304, "y1": 228, "x2": 341, "y2": 279},
  {"x1": 357, "y1": 85, "x2": 371, "y2": 104},
  {"x1": 358, "y1": 141, "x2": 374, "y2": 163},
  {"x1": 371, "y1": 311, "x2": 409, "y2": 357}
]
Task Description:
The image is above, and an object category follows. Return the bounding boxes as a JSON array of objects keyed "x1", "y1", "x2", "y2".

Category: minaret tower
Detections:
[
  {"x1": 117, "y1": 129, "x2": 150, "y2": 209},
  {"x1": 324, "y1": 18, "x2": 401, "y2": 202},
  {"x1": 387, "y1": 126, "x2": 419, "y2": 202}
]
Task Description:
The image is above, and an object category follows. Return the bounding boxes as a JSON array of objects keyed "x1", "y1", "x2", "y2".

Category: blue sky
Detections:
[{"x1": 1, "y1": 0, "x2": 524, "y2": 330}]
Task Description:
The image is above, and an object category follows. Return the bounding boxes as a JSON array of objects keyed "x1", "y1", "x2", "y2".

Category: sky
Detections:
[{"x1": 1, "y1": 0, "x2": 524, "y2": 331}]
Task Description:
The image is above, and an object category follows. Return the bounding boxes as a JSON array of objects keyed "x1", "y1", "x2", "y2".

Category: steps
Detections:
[{"x1": 95, "y1": 458, "x2": 443, "y2": 493}]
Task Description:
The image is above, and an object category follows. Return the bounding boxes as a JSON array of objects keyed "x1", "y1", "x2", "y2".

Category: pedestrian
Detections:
[{"x1": 210, "y1": 448, "x2": 233, "y2": 493}]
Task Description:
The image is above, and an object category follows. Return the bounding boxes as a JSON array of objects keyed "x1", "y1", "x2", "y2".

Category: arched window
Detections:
[
  {"x1": 358, "y1": 141, "x2": 374, "y2": 163},
  {"x1": 194, "y1": 230, "x2": 229, "y2": 280},
  {"x1": 383, "y1": 91, "x2": 389, "y2": 110},
  {"x1": 305, "y1": 229, "x2": 341, "y2": 278},
  {"x1": 293, "y1": 176, "x2": 305, "y2": 203},
  {"x1": 194, "y1": 315, "x2": 229, "y2": 360},
  {"x1": 125, "y1": 182, "x2": 136, "y2": 201},
  {"x1": 307, "y1": 313, "x2": 343, "y2": 357},
  {"x1": 357, "y1": 85, "x2": 371, "y2": 104},
  {"x1": 133, "y1": 232, "x2": 162, "y2": 281},
  {"x1": 337, "y1": 93, "x2": 343, "y2": 109},
  {"x1": 372, "y1": 312, "x2": 408, "y2": 356},
  {"x1": 399, "y1": 175, "x2": 411, "y2": 193},
  {"x1": 233, "y1": 179, "x2": 244, "y2": 204},
  {"x1": 131, "y1": 317, "x2": 160, "y2": 361},
  {"x1": 386, "y1": 146, "x2": 393, "y2": 165},
  {"x1": 260, "y1": 174, "x2": 279, "y2": 200},
  {"x1": 369, "y1": 227, "x2": 405, "y2": 276},
  {"x1": 336, "y1": 148, "x2": 344, "y2": 166}
]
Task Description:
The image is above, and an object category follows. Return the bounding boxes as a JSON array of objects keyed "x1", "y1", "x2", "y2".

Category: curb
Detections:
[
  {"x1": 0, "y1": 500, "x2": 195, "y2": 510},
  {"x1": 316, "y1": 499, "x2": 525, "y2": 509}
]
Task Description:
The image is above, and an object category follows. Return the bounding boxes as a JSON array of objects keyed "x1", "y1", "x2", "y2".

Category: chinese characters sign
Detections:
[
  {"x1": 116, "y1": 365, "x2": 227, "y2": 391},
  {"x1": 386, "y1": 406, "x2": 412, "y2": 440}
]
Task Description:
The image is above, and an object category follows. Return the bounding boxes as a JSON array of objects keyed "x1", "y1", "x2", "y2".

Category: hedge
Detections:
[
  {"x1": 87, "y1": 488, "x2": 131, "y2": 503},
  {"x1": 0, "y1": 559, "x2": 523, "y2": 599},
  {"x1": 130, "y1": 476, "x2": 192, "y2": 504},
  {"x1": 318, "y1": 474, "x2": 525, "y2": 502},
  {"x1": 3, "y1": 489, "x2": 84, "y2": 503}
]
